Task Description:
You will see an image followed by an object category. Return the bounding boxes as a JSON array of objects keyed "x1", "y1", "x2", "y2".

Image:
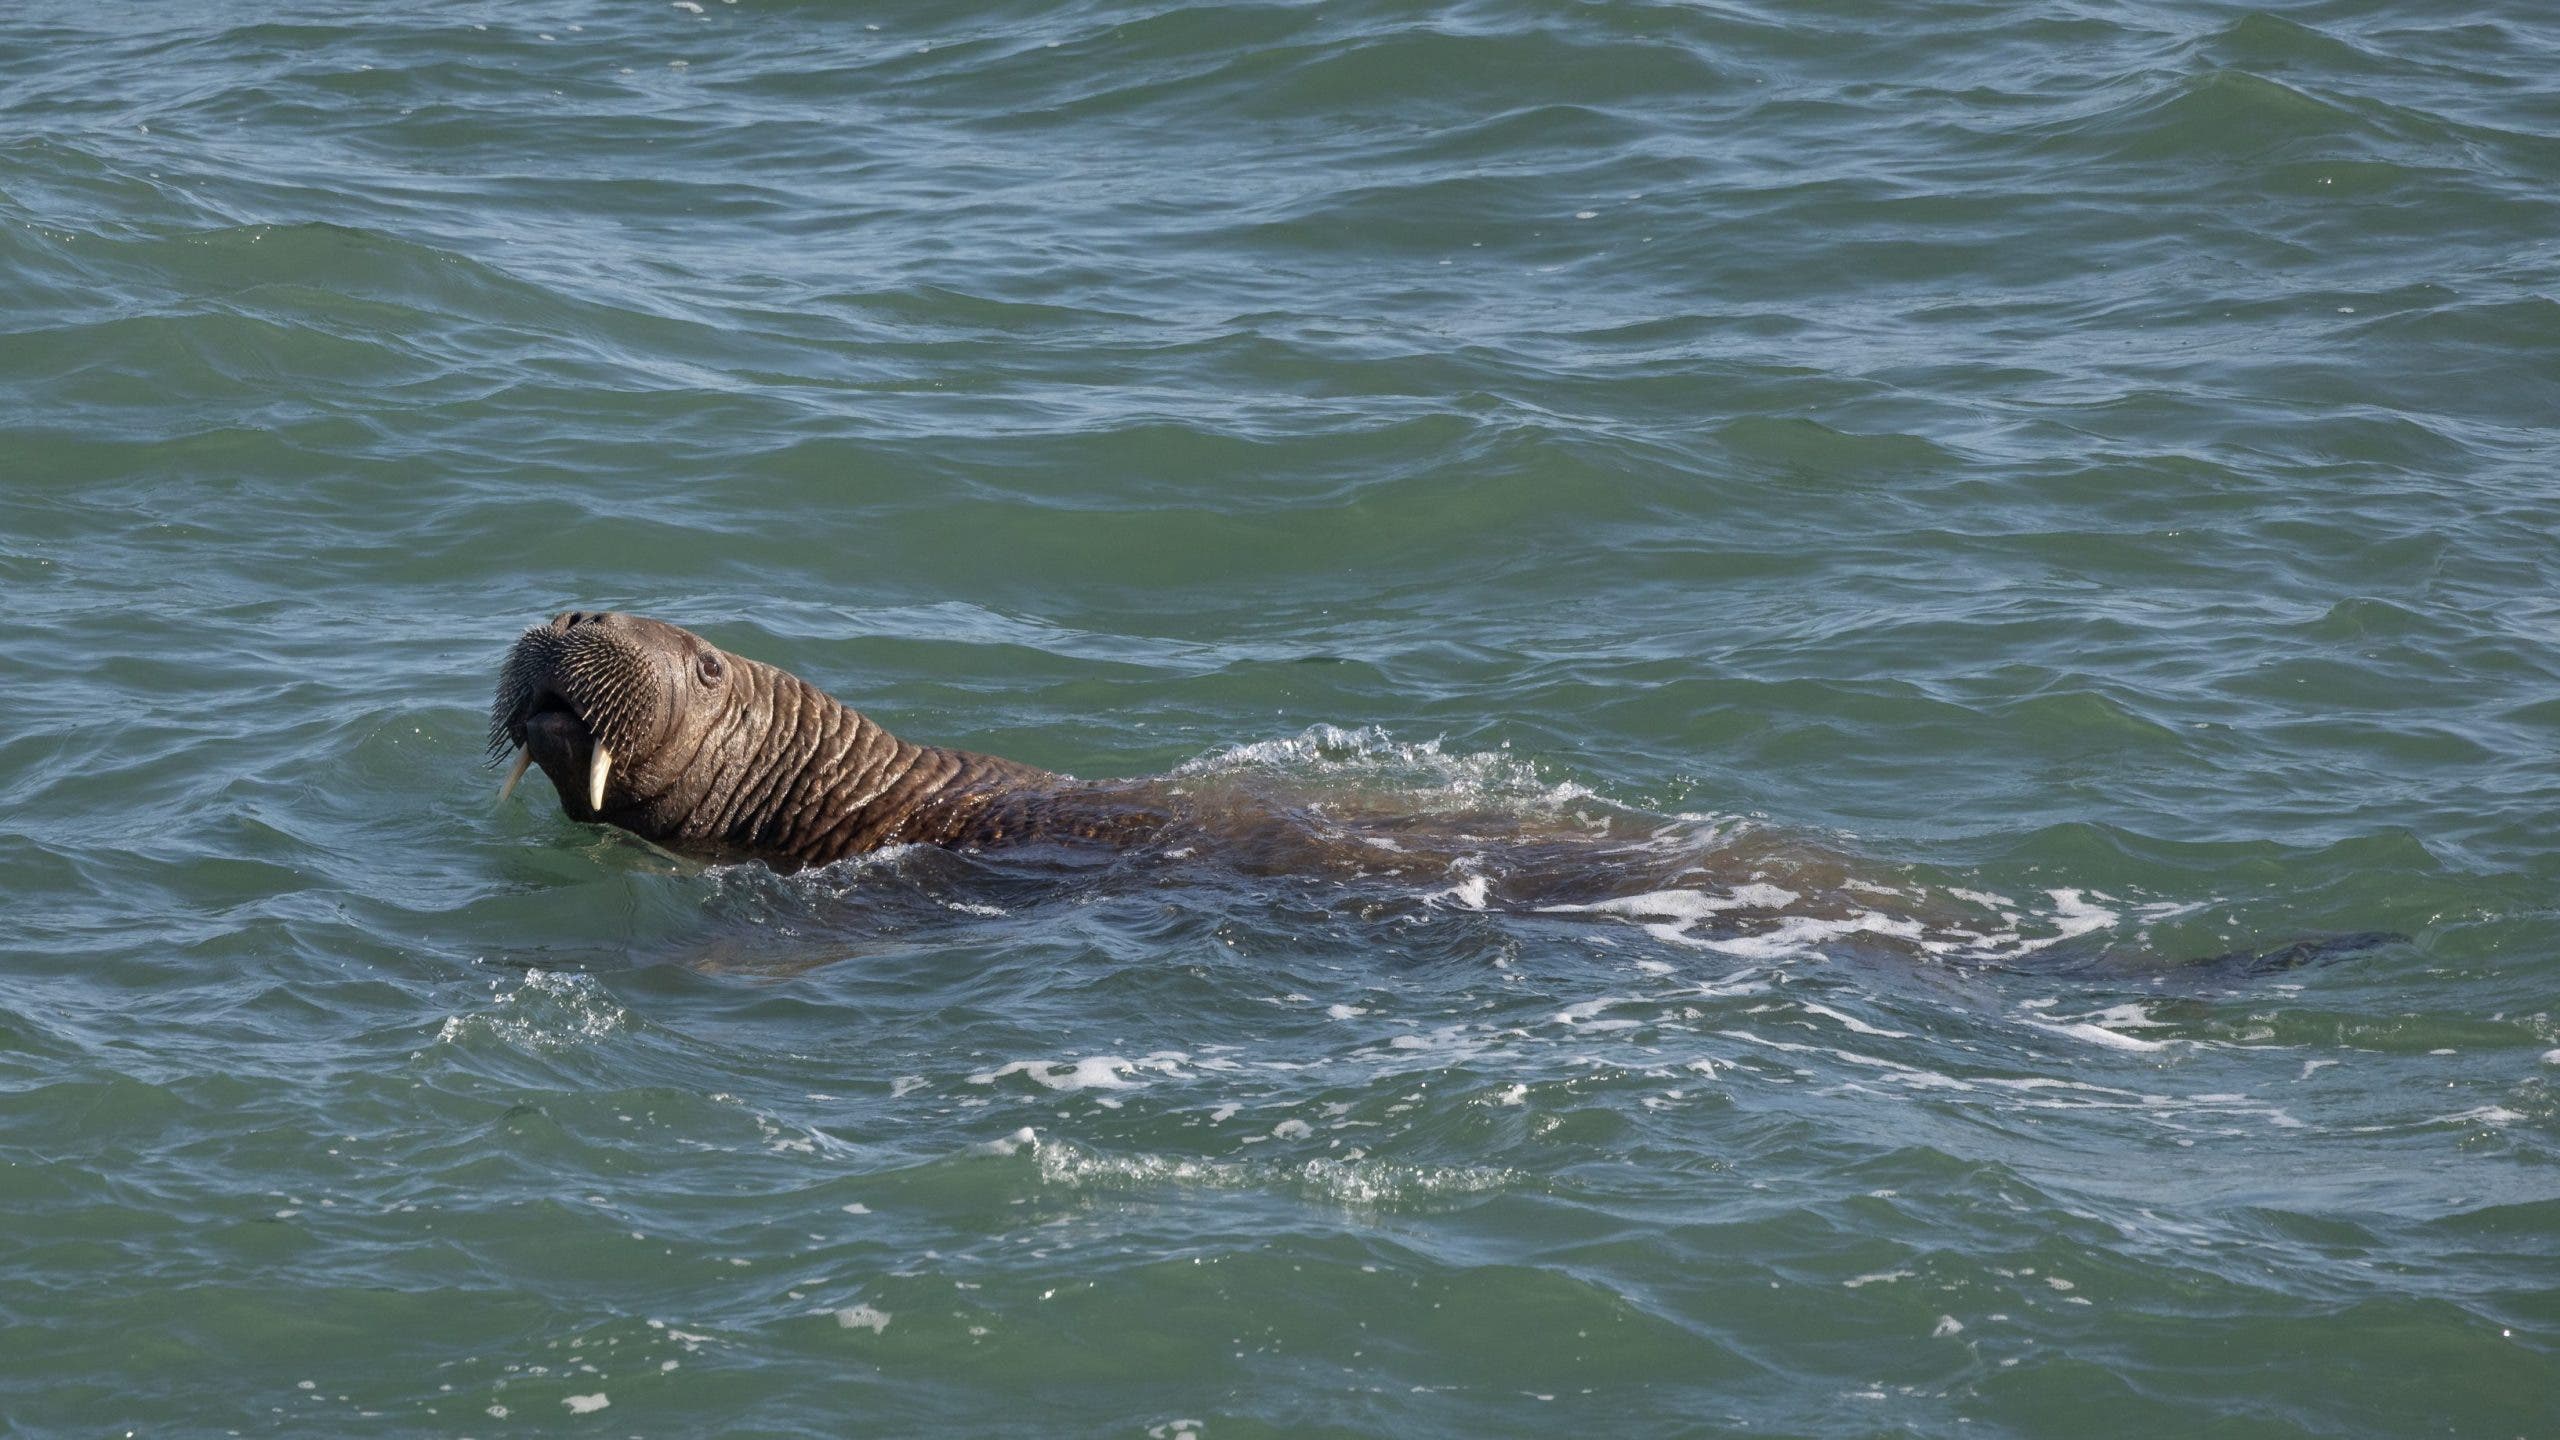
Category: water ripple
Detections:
[{"x1": 4, "y1": 0, "x2": 2558, "y2": 1434}]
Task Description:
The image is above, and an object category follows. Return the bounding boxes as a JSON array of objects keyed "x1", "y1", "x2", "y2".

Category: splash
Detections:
[
  {"x1": 1539, "y1": 879, "x2": 2126, "y2": 965},
  {"x1": 1172, "y1": 724, "x2": 1595, "y2": 812},
  {"x1": 1023, "y1": 1133, "x2": 1521, "y2": 1211},
  {"x1": 969, "y1": 1054, "x2": 1190, "y2": 1092},
  {"x1": 431, "y1": 969, "x2": 629, "y2": 1052}
]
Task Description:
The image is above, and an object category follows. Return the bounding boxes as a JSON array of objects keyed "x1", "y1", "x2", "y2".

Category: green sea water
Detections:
[{"x1": 3, "y1": 1, "x2": 2557, "y2": 1435}]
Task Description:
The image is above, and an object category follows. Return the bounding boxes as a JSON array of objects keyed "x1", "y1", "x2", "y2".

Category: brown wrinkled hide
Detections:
[{"x1": 490, "y1": 611, "x2": 1171, "y2": 871}]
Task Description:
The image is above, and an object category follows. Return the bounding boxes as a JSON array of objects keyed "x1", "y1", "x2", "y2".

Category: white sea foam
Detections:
[
  {"x1": 2027, "y1": 1019, "x2": 2169, "y2": 1052},
  {"x1": 972, "y1": 1127, "x2": 1038, "y2": 1156},
  {"x1": 2006, "y1": 889, "x2": 2120, "y2": 952},
  {"x1": 1703, "y1": 912, "x2": 1926, "y2": 958},
  {"x1": 969, "y1": 1054, "x2": 1187, "y2": 1091},
  {"x1": 2445, "y1": 1105, "x2": 2524, "y2": 1127},
  {"x1": 1024, "y1": 1137, "x2": 1519, "y2": 1210},
  {"x1": 1719, "y1": 1029, "x2": 1824, "y2": 1055},
  {"x1": 1798, "y1": 1002, "x2": 1911, "y2": 1039},
  {"x1": 2074, "y1": 1003, "x2": 2169, "y2": 1030},
  {"x1": 2020, "y1": 1000, "x2": 2180, "y2": 1052},
  {"x1": 833, "y1": 1305, "x2": 891, "y2": 1333},
  {"x1": 1540, "y1": 870, "x2": 2136, "y2": 966},
  {"x1": 1541, "y1": 885, "x2": 1799, "y2": 922},
  {"x1": 1539, "y1": 884, "x2": 1809, "y2": 950}
]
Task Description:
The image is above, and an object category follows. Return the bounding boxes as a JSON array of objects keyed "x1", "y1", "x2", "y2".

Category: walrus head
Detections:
[
  {"x1": 488, "y1": 611, "x2": 735, "y2": 832},
  {"x1": 489, "y1": 610, "x2": 1068, "y2": 869}
]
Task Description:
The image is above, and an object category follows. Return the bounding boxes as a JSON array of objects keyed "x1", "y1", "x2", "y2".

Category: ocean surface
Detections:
[{"x1": 4, "y1": 0, "x2": 2557, "y2": 1434}]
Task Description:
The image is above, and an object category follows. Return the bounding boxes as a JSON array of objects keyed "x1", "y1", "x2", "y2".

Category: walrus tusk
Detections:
[
  {"x1": 497, "y1": 746, "x2": 533, "y2": 804},
  {"x1": 587, "y1": 743, "x2": 613, "y2": 812}
]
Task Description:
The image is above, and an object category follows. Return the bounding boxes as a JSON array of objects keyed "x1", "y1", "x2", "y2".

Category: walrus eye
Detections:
[{"x1": 696, "y1": 652, "x2": 724, "y2": 686}]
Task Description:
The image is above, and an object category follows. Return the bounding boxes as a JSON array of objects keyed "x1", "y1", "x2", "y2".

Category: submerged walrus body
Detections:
[{"x1": 489, "y1": 611, "x2": 2396, "y2": 973}]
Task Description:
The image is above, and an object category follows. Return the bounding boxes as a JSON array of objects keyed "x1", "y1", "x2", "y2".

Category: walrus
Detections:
[
  {"x1": 490, "y1": 609, "x2": 1838, "y2": 909},
  {"x1": 488, "y1": 610, "x2": 2397, "y2": 973}
]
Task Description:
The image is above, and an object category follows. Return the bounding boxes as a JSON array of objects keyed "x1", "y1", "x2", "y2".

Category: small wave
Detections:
[
  {"x1": 968, "y1": 1053, "x2": 1191, "y2": 1092},
  {"x1": 2000, "y1": 889, "x2": 2124, "y2": 954},
  {"x1": 432, "y1": 969, "x2": 628, "y2": 1052},
  {"x1": 1171, "y1": 723, "x2": 1594, "y2": 811},
  {"x1": 734, "y1": 842, "x2": 932, "y2": 895},
  {"x1": 2025, "y1": 1017, "x2": 2171, "y2": 1053},
  {"x1": 1539, "y1": 884, "x2": 1802, "y2": 949},
  {"x1": 1543, "y1": 884, "x2": 1802, "y2": 923},
  {"x1": 1541, "y1": 879, "x2": 2129, "y2": 966},
  {"x1": 1019, "y1": 1131, "x2": 1520, "y2": 1210}
]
